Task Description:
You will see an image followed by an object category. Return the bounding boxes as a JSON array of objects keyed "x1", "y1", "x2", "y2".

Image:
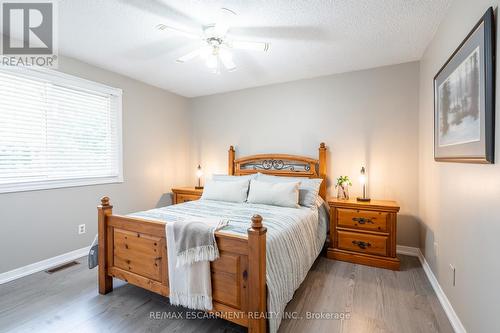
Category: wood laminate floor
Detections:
[{"x1": 0, "y1": 255, "x2": 453, "y2": 333}]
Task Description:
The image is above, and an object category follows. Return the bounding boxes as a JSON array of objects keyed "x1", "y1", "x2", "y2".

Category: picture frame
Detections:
[{"x1": 434, "y1": 7, "x2": 495, "y2": 163}]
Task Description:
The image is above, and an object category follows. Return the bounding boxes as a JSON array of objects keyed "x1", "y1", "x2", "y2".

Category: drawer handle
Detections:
[
  {"x1": 352, "y1": 240, "x2": 371, "y2": 249},
  {"x1": 352, "y1": 217, "x2": 374, "y2": 224}
]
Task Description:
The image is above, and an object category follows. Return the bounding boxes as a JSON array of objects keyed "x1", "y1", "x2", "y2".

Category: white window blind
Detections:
[{"x1": 0, "y1": 67, "x2": 123, "y2": 193}]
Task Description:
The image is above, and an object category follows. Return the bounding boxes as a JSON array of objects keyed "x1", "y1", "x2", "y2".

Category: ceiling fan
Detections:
[{"x1": 156, "y1": 8, "x2": 270, "y2": 74}]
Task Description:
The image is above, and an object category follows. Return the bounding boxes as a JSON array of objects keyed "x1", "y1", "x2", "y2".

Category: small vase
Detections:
[{"x1": 337, "y1": 185, "x2": 349, "y2": 200}]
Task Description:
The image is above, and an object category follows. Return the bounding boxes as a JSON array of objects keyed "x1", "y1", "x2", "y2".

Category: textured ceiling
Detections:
[{"x1": 58, "y1": 0, "x2": 452, "y2": 97}]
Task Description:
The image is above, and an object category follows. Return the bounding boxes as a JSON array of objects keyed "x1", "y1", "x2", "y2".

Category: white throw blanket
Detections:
[{"x1": 166, "y1": 218, "x2": 227, "y2": 311}]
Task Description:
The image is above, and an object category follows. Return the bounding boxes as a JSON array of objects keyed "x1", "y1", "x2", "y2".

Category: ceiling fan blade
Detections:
[
  {"x1": 176, "y1": 49, "x2": 200, "y2": 63},
  {"x1": 219, "y1": 49, "x2": 236, "y2": 72},
  {"x1": 231, "y1": 40, "x2": 269, "y2": 52},
  {"x1": 213, "y1": 8, "x2": 237, "y2": 36},
  {"x1": 212, "y1": 22, "x2": 229, "y2": 37},
  {"x1": 156, "y1": 24, "x2": 201, "y2": 40},
  {"x1": 229, "y1": 26, "x2": 327, "y2": 41}
]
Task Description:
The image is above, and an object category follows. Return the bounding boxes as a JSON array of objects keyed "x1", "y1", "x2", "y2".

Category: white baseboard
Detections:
[
  {"x1": 0, "y1": 246, "x2": 90, "y2": 285},
  {"x1": 397, "y1": 245, "x2": 466, "y2": 333},
  {"x1": 396, "y1": 245, "x2": 420, "y2": 256}
]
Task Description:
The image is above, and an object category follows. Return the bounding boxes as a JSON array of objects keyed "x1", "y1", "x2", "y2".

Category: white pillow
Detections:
[
  {"x1": 256, "y1": 173, "x2": 323, "y2": 208},
  {"x1": 201, "y1": 179, "x2": 250, "y2": 203},
  {"x1": 247, "y1": 179, "x2": 300, "y2": 208}
]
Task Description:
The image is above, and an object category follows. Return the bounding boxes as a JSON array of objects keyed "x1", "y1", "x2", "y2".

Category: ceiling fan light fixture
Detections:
[
  {"x1": 219, "y1": 48, "x2": 236, "y2": 72},
  {"x1": 206, "y1": 54, "x2": 218, "y2": 69},
  {"x1": 199, "y1": 45, "x2": 211, "y2": 60}
]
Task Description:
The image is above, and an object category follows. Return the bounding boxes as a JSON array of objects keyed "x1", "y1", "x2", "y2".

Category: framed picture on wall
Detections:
[{"x1": 434, "y1": 7, "x2": 495, "y2": 163}]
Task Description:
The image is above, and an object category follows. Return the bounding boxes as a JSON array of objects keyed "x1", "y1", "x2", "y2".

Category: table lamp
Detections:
[
  {"x1": 357, "y1": 166, "x2": 370, "y2": 202},
  {"x1": 195, "y1": 165, "x2": 203, "y2": 189}
]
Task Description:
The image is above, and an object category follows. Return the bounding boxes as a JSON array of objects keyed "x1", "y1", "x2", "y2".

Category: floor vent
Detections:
[{"x1": 45, "y1": 261, "x2": 79, "y2": 274}]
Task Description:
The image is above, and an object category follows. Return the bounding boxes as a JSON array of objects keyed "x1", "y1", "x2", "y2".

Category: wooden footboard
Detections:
[{"x1": 98, "y1": 197, "x2": 267, "y2": 333}]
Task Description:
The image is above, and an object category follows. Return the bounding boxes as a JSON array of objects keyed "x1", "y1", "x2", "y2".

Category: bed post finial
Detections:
[
  {"x1": 248, "y1": 214, "x2": 267, "y2": 332},
  {"x1": 318, "y1": 142, "x2": 327, "y2": 200},
  {"x1": 251, "y1": 214, "x2": 263, "y2": 229},
  {"x1": 100, "y1": 196, "x2": 110, "y2": 207},
  {"x1": 228, "y1": 145, "x2": 235, "y2": 175}
]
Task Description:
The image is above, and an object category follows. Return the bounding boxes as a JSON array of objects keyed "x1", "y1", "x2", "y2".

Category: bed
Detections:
[{"x1": 97, "y1": 143, "x2": 328, "y2": 333}]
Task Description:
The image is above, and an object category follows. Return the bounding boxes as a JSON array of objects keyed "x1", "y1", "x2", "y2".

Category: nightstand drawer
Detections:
[
  {"x1": 337, "y1": 208, "x2": 388, "y2": 232},
  {"x1": 176, "y1": 193, "x2": 200, "y2": 203},
  {"x1": 337, "y1": 230, "x2": 388, "y2": 256}
]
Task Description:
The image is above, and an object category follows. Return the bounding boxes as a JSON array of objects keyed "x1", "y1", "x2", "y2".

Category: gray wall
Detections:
[
  {"x1": 418, "y1": 1, "x2": 500, "y2": 331},
  {"x1": 190, "y1": 62, "x2": 420, "y2": 247},
  {"x1": 0, "y1": 56, "x2": 191, "y2": 273}
]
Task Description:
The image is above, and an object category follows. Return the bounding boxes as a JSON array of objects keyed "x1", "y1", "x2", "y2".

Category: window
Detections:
[{"x1": 0, "y1": 66, "x2": 123, "y2": 193}]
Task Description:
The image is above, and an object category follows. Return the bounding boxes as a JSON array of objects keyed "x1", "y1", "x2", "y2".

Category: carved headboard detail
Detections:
[{"x1": 228, "y1": 143, "x2": 327, "y2": 200}]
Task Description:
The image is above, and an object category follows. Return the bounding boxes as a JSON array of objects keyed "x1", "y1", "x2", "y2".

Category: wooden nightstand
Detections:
[
  {"x1": 327, "y1": 198, "x2": 400, "y2": 270},
  {"x1": 172, "y1": 187, "x2": 203, "y2": 204}
]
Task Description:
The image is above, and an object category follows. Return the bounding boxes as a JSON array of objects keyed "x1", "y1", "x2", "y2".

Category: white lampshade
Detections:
[
  {"x1": 206, "y1": 54, "x2": 218, "y2": 69},
  {"x1": 196, "y1": 165, "x2": 203, "y2": 178},
  {"x1": 359, "y1": 166, "x2": 367, "y2": 186}
]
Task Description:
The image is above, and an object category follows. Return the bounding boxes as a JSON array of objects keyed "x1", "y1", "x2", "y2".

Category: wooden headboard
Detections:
[{"x1": 228, "y1": 143, "x2": 327, "y2": 200}]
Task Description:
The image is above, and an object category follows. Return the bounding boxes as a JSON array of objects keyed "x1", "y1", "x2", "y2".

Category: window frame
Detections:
[{"x1": 0, "y1": 65, "x2": 123, "y2": 193}]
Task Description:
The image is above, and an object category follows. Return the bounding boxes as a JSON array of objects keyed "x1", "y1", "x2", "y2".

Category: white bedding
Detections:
[{"x1": 130, "y1": 199, "x2": 328, "y2": 333}]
